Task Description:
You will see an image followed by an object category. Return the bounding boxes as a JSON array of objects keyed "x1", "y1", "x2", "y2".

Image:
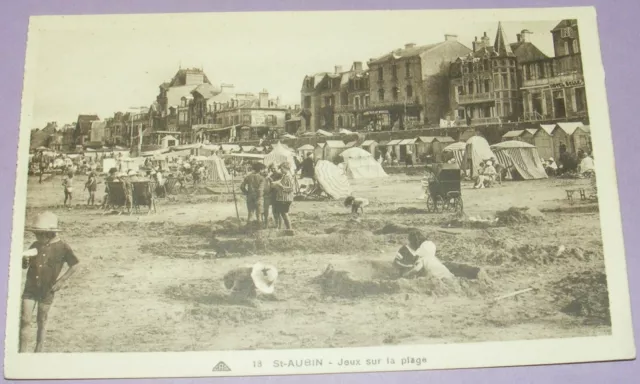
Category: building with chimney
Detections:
[
  {"x1": 74, "y1": 115, "x2": 99, "y2": 147},
  {"x1": 448, "y1": 23, "x2": 548, "y2": 126},
  {"x1": 301, "y1": 62, "x2": 370, "y2": 133},
  {"x1": 155, "y1": 67, "x2": 212, "y2": 143},
  {"x1": 519, "y1": 19, "x2": 587, "y2": 123},
  {"x1": 198, "y1": 89, "x2": 286, "y2": 143},
  {"x1": 366, "y1": 35, "x2": 471, "y2": 130}
]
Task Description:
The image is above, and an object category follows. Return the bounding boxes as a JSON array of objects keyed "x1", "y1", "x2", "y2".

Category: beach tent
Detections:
[
  {"x1": 314, "y1": 160, "x2": 352, "y2": 199},
  {"x1": 339, "y1": 147, "x2": 388, "y2": 179},
  {"x1": 323, "y1": 140, "x2": 346, "y2": 162},
  {"x1": 202, "y1": 155, "x2": 231, "y2": 182},
  {"x1": 490, "y1": 141, "x2": 548, "y2": 180},
  {"x1": 462, "y1": 136, "x2": 496, "y2": 177},
  {"x1": 442, "y1": 141, "x2": 466, "y2": 166},
  {"x1": 263, "y1": 142, "x2": 297, "y2": 171}
]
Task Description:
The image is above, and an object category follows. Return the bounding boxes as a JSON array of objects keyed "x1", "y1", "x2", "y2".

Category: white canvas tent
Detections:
[
  {"x1": 202, "y1": 155, "x2": 231, "y2": 183},
  {"x1": 263, "y1": 142, "x2": 297, "y2": 171},
  {"x1": 490, "y1": 141, "x2": 548, "y2": 180},
  {"x1": 339, "y1": 147, "x2": 388, "y2": 179},
  {"x1": 314, "y1": 160, "x2": 352, "y2": 199},
  {"x1": 462, "y1": 136, "x2": 496, "y2": 177}
]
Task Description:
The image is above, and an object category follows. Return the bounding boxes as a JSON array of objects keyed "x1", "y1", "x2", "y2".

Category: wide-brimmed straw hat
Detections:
[
  {"x1": 26, "y1": 211, "x2": 61, "y2": 233},
  {"x1": 250, "y1": 262, "x2": 278, "y2": 294}
]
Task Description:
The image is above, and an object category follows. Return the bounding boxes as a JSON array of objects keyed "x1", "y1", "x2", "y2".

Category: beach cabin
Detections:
[
  {"x1": 360, "y1": 140, "x2": 378, "y2": 155},
  {"x1": 386, "y1": 139, "x2": 402, "y2": 160},
  {"x1": 552, "y1": 122, "x2": 591, "y2": 159},
  {"x1": 161, "y1": 135, "x2": 179, "y2": 149},
  {"x1": 297, "y1": 144, "x2": 314, "y2": 157},
  {"x1": 314, "y1": 142, "x2": 326, "y2": 161},
  {"x1": 323, "y1": 140, "x2": 347, "y2": 163},
  {"x1": 398, "y1": 138, "x2": 417, "y2": 164},
  {"x1": 533, "y1": 124, "x2": 556, "y2": 160}
]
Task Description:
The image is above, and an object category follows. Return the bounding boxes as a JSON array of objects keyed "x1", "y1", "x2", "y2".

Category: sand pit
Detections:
[{"x1": 552, "y1": 270, "x2": 611, "y2": 325}]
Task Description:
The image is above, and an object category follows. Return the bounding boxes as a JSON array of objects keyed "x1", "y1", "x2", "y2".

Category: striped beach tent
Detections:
[
  {"x1": 442, "y1": 141, "x2": 466, "y2": 166},
  {"x1": 314, "y1": 160, "x2": 352, "y2": 199},
  {"x1": 202, "y1": 155, "x2": 231, "y2": 182},
  {"x1": 490, "y1": 141, "x2": 548, "y2": 180},
  {"x1": 463, "y1": 136, "x2": 496, "y2": 178}
]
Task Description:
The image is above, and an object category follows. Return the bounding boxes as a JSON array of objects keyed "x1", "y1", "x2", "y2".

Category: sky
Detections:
[{"x1": 25, "y1": 10, "x2": 565, "y2": 129}]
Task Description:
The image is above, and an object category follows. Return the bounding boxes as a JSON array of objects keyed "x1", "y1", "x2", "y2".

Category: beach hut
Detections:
[
  {"x1": 533, "y1": 124, "x2": 556, "y2": 160},
  {"x1": 297, "y1": 144, "x2": 314, "y2": 157},
  {"x1": 386, "y1": 139, "x2": 402, "y2": 160},
  {"x1": 161, "y1": 135, "x2": 179, "y2": 148},
  {"x1": 263, "y1": 142, "x2": 297, "y2": 171},
  {"x1": 323, "y1": 140, "x2": 346, "y2": 162},
  {"x1": 502, "y1": 129, "x2": 537, "y2": 145},
  {"x1": 360, "y1": 140, "x2": 378, "y2": 154},
  {"x1": 490, "y1": 141, "x2": 548, "y2": 180},
  {"x1": 398, "y1": 138, "x2": 418, "y2": 164},
  {"x1": 442, "y1": 142, "x2": 466, "y2": 165},
  {"x1": 416, "y1": 136, "x2": 455, "y2": 163},
  {"x1": 314, "y1": 142, "x2": 326, "y2": 160},
  {"x1": 551, "y1": 122, "x2": 590, "y2": 159},
  {"x1": 339, "y1": 147, "x2": 388, "y2": 179},
  {"x1": 462, "y1": 136, "x2": 496, "y2": 177}
]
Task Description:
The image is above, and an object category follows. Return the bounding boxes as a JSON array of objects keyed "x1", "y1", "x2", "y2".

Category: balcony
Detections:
[{"x1": 457, "y1": 92, "x2": 494, "y2": 105}]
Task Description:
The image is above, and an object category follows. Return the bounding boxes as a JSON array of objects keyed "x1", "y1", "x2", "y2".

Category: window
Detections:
[
  {"x1": 234, "y1": 115, "x2": 240, "y2": 125},
  {"x1": 378, "y1": 67, "x2": 383, "y2": 81},
  {"x1": 561, "y1": 27, "x2": 573, "y2": 38},
  {"x1": 242, "y1": 115, "x2": 251, "y2": 125},
  {"x1": 392, "y1": 87, "x2": 399, "y2": 101},
  {"x1": 179, "y1": 111, "x2": 187, "y2": 123},
  {"x1": 304, "y1": 96, "x2": 311, "y2": 108},
  {"x1": 406, "y1": 85, "x2": 413, "y2": 98},
  {"x1": 468, "y1": 81, "x2": 474, "y2": 94},
  {"x1": 501, "y1": 74, "x2": 508, "y2": 89},
  {"x1": 392, "y1": 64, "x2": 397, "y2": 79},
  {"x1": 378, "y1": 89, "x2": 385, "y2": 101},
  {"x1": 484, "y1": 79, "x2": 490, "y2": 93},
  {"x1": 364, "y1": 95, "x2": 369, "y2": 106},
  {"x1": 354, "y1": 96, "x2": 360, "y2": 108},
  {"x1": 572, "y1": 39, "x2": 580, "y2": 54},
  {"x1": 564, "y1": 41, "x2": 570, "y2": 55},
  {"x1": 575, "y1": 87, "x2": 586, "y2": 112},
  {"x1": 341, "y1": 91, "x2": 348, "y2": 105},
  {"x1": 405, "y1": 61, "x2": 411, "y2": 77}
]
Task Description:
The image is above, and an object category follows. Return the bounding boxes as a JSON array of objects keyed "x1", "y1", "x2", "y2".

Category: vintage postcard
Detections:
[{"x1": 4, "y1": 6, "x2": 635, "y2": 380}]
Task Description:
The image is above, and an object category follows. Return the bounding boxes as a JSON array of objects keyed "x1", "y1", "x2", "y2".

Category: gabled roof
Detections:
[
  {"x1": 387, "y1": 139, "x2": 402, "y2": 145},
  {"x1": 206, "y1": 91, "x2": 238, "y2": 106},
  {"x1": 435, "y1": 136, "x2": 455, "y2": 143},
  {"x1": 368, "y1": 42, "x2": 441, "y2": 65},
  {"x1": 510, "y1": 42, "x2": 549, "y2": 62},
  {"x1": 539, "y1": 124, "x2": 556, "y2": 135},
  {"x1": 361, "y1": 140, "x2": 377, "y2": 146},
  {"x1": 167, "y1": 68, "x2": 211, "y2": 87},
  {"x1": 556, "y1": 122, "x2": 584, "y2": 135},
  {"x1": 325, "y1": 140, "x2": 346, "y2": 148},
  {"x1": 399, "y1": 138, "x2": 417, "y2": 145},
  {"x1": 503, "y1": 130, "x2": 524, "y2": 138},
  {"x1": 552, "y1": 19, "x2": 578, "y2": 32},
  {"x1": 525, "y1": 128, "x2": 538, "y2": 136},
  {"x1": 494, "y1": 22, "x2": 515, "y2": 57}
]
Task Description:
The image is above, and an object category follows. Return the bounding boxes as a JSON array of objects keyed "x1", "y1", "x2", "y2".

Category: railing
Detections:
[
  {"x1": 523, "y1": 111, "x2": 547, "y2": 121},
  {"x1": 457, "y1": 92, "x2": 494, "y2": 104}
]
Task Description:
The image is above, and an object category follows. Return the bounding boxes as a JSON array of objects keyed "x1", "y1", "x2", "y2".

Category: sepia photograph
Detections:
[{"x1": 4, "y1": 6, "x2": 635, "y2": 380}]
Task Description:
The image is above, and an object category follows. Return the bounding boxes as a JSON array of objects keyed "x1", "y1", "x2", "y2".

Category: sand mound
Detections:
[
  {"x1": 495, "y1": 207, "x2": 545, "y2": 226},
  {"x1": 325, "y1": 218, "x2": 382, "y2": 235},
  {"x1": 552, "y1": 270, "x2": 610, "y2": 325},
  {"x1": 440, "y1": 212, "x2": 496, "y2": 229},
  {"x1": 375, "y1": 222, "x2": 420, "y2": 235},
  {"x1": 395, "y1": 207, "x2": 429, "y2": 215}
]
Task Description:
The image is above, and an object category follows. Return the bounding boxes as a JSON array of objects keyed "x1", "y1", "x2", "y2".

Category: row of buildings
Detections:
[
  {"x1": 34, "y1": 69, "x2": 299, "y2": 153},
  {"x1": 300, "y1": 19, "x2": 587, "y2": 133}
]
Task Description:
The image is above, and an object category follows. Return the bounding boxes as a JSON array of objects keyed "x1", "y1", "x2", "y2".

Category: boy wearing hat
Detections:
[
  {"x1": 223, "y1": 262, "x2": 278, "y2": 299},
  {"x1": 20, "y1": 212, "x2": 80, "y2": 353}
]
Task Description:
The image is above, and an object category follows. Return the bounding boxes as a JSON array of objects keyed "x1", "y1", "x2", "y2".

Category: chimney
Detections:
[
  {"x1": 481, "y1": 32, "x2": 490, "y2": 47},
  {"x1": 472, "y1": 36, "x2": 479, "y2": 52},
  {"x1": 516, "y1": 33, "x2": 522, "y2": 43},
  {"x1": 259, "y1": 89, "x2": 269, "y2": 108},
  {"x1": 520, "y1": 29, "x2": 532, "y2": 43},
  {"x1": 445, "y1": 34, "x2": 458, "y2": 42},
  {"x1": 334, "y1": 65, "x2": 343, "y2": 74},
  {"x1": 405, "y1": 43, "x2": 416, "y2": 49},
  {"x1": 352, "y1": 61, "x2": 363, "y2": 71}
]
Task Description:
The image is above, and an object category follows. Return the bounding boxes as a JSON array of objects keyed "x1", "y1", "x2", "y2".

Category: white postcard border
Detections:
[{"x1": 4, "y1": 6, "x2": 635, "y2": 380}]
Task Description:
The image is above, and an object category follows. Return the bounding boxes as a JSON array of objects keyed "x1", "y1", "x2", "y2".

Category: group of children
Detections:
[{"x1": 240, "y1": 161, "x2": 295, "y2": 232}]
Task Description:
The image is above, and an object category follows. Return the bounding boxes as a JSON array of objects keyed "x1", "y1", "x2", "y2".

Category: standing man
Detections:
[
  {"x1": 20, "y1": 212, "x2": 80, "y2": 353},
  {"x1": 84, "y1": 172, "x2": 98, "y2": 206}
]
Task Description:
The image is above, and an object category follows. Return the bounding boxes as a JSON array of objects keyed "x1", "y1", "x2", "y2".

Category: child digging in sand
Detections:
[{"x1": 343, "y1": 195, "x2": 369, "y2": 216}]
